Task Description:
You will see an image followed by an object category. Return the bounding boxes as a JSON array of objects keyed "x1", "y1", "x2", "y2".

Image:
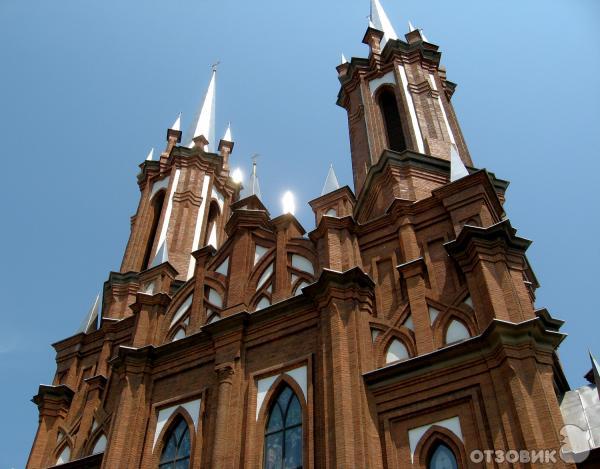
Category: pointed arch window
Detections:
[
  {"x1": 428, "y1": 442, "x2": 458, "y2": 469},
  {"x1": 143, "y1": 190, "x2": 166, "y2": 269},
  {"x1": 378, "y1": 88, "x2": 407, "y2": 152},
  {"x1": 264, "y1": 385, "x2": 303, "y2": 469},
  {"x1": 203, "y1": 200, "x2": 221, "y2": 248},
  {"x1": 159, "y1": 416, "x2": 191, "y2": 469}
]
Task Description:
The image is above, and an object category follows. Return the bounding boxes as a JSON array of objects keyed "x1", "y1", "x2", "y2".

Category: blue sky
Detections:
[{"x1": 0, "y1": 0, "x2": 598, "y2": 467}]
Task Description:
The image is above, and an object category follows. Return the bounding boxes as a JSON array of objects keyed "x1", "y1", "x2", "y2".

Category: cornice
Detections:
[
  {"x1": 303, "y1": 267, "x2": 375, "y2": 305},
  {"x1": 308, "y1": 185, "x2": 356, "y2": 210},
  {"x1": 364, "y1": 318, "x2": 566, "y2": 388},
  {"x1": 308, "y1": 215, "x2": 358, "y2": 242}
]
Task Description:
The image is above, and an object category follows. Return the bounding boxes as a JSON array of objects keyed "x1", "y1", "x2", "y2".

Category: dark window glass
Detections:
[
  {"x1": 428, "y1": 443, "x2": 458, "y2": 469},
  {"x1": 142, "y1": 190, "x2": 165, "y2": 269},
  {"x1": 264, "y1": 385, "x2": 303, "y2": 469},
  {"x1": 159, "y1": 417, "x2": 191, "y2": 469},
  {"x1": 379, "y1": 89, "x2": 407, "y2": 152}
]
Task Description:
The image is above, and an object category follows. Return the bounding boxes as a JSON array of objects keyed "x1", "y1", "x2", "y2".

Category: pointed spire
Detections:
[
  {"x1": 77, "y1": 294, "x2": 100, "y2": 334},
  {"x1": 222, "y1": 122, "x2": 233, "y2": 142},
  {"x1": 370, "y1": 0, "x2": 398, "y2": 47},
  {"x1": 146, "y1": 148, "x2": 154, "y2": 161},
  {"x1": 171, "y1": 112, "x2": 181, "y2": 132},
  {"x1": 408, "y1": 21, "x2": 416, "y2": 32},
  {"x1": 321, "y1": 164, "x2": 341, "y2": 195},
  {"x1": 151, "y1": 239, "x2": 169, "y2": 267},
  {"x1": 242, "y1": 154, "x2": 262, "y2": 199},
  {"x1": 341, "y1": 53, "x2": 348, "y2": 65},
  {"x1": 450, "y1": 144, "x2": 469, "y2": 182},
  {"x1": 188, "y1": 66, "x2": 217, "y2": 151},
  {"x1": 420, "y1": 28, "x2": 430, "y2": 43}
]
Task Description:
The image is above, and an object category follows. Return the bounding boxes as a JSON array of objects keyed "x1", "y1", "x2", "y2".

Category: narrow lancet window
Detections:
[
  {"x1": 159, "y1": 416, "x2": 191, "y2": 469},
  {"x1": 264, "y1": 385, "x2": 303, "y2": 469},
  {"x1": 378, "y1": 88, "x2": 407, "y2": 152},
  {"x1": 142, "y1": 190, "x2": 165, "y2": 269},
  {"x1": 428, "y1": 443, "x2": 458, "y2": 469}
]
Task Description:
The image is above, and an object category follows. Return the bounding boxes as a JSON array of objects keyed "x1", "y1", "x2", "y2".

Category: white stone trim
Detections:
[
  {"x1": 156, "y1": 169, "x2": 180, "y2": 255},
  {"x1": 255, "y1": 365, "x2": 308, "y2": 420},
  {"x1": 398, "y1": 65, "x2": 425, "y2": 153},
  {"x1": 153, "y1": 398, "x2": 201, "y2": 450},
  {"x1": 369, "y1": 70, "x2": 396, "y2": 95},
  {"x1": 408, "y1": 416, "x2": 463, "y2": 462},
  {"x1": 150, "y1": 176, "x2": 170, "y2": 200},
  {"x1": 187, "y1": 174, "x2": 212, "y2": 279}
]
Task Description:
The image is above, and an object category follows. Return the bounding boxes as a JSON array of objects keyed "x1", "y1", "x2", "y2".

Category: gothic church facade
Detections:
[{"x1": 27, "y1": 1, "x2": 590, "y2": 468}]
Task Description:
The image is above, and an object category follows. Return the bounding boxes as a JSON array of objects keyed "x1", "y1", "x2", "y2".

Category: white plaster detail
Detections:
[
  {"x1": 386, "y1": 339, "x2": 409, "y2": 363},
  {"x1": 398, "y1": 65, "x2": 425, "y2": 153},
  {"x1": 91, "y1": 420, "x2": 98, "y2": 432},
  {"x1": 291, "y1": 255, "x2": 314, "y2": 276},
  {"x1": 170, "y1": 294, "x2": 193, "y2": 328},
  {"x1": 56, "y1": 446, "x2": 71, "y2": 465},
  {"x1": 207, "y1": 222, "x2": 218, "y2": 248},
  {"x1": 207, "y1": 288, "x2": 223, "y2": 308},
  {"x1": 215, "y1": 257, "x2": 229, "y2": 276},
  {"x1": 446, "y1": 320, "x2": 470, "y2": 344},
  {"x1": 150, "y1": 176, "x2": 170, "y2": 200},
  {"x1": 291, "y1": 274, "x2": 299, "y2": 285},
  {"x1": 156, "y1": 169, "x2": 181, "y2": 255},
  {"x1": 172, "y1": 328, "x2": 186, "y2": 341},
  {"x1": 325, "y1": 208, "x2": 337, "y2": 217},
  {"x1": 254, "y1": 245, "x2": 269, "y2": 265},
  {"x1": 256, "y1": 296, "x2": 271, "y2": 311},
  {"x1": 257, "y1": 263, "x2": 274, "y2": 290},
  {"x1": 92, "y1": 434, "x2": 107, "y2": 454},
  {"x1": 450, "y1": 144, "x2": 469, "y2": 182},
  {"x1": 371, "y1": 328, "x2": 381, "y2": 342},
  {"x1": 408, "y1": 416, "x2": 463, "y2": 462},
  {"x1": 153, "y1": 399, "x2": 201, "y2": 450},
  {"x1": 403, "y1": 314, "x2": 414, "y2": 331},
  {"x1": 211, "y1": 186, "x2": 225, "y2": 211},
  {"x1": 429, "y1": 73, "x2": 456, "y2": 146},
  {"x1": 464, "y1": 296, "x2": 473, "y2": 308},
  {"x1": 187, "y1": 174, "x2": 212, "y2": 279},
  {"x1": 142, "y1": 281, "x2": 156, "y2": 295},
  {"x1": 428, "y1": 306, "x2": 440, "y2": 325},
  {"x1": 369, "y1": 70, "x2": 396, "y2": 95},
  {"x1": 256, "y1": 365, "x2": 308, "y2": 420},
  {"x1": 208, "y1": 313, "x2": 221, "y2": 324}
]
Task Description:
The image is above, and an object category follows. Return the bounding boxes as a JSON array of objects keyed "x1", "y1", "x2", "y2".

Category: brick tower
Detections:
[{"x1": 27, "y1": 1, "x2": 582, "y2": 468}]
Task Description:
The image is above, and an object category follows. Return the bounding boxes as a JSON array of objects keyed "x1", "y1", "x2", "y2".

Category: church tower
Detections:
[{"x1": 27, "y1": 1, "x2": 588, "y2": 468}]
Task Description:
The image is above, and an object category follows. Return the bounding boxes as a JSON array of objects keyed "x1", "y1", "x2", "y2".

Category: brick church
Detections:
[{"x1": 26, "y1": 1, "x2": 600, "y2": 468}]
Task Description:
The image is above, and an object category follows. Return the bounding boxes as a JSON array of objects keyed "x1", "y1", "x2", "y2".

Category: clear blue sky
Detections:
[{"x1": 1, "y1": 0, "x2": 598, "y2": 467}]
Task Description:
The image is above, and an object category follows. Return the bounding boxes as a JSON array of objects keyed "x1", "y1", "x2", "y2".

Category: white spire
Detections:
[
  {"x1": 188, "y1": 68, "x2": 217, "y2": 151},
  {"x1": 408, "y1": 21, "x2": 416, "y2": 32},
  {"x1": 222, "y1": 122, "x2": 233, "y2": 142},
  {"x1": 146, "y1": 148, "x2": 154, "y2": 161},
  {"x1": 341, "y1": 53, "x2": 348, "y2": 65},
  {"x1": 242, "y1": 155, "x2": 262, "y2": 199},
  {"x1": 590, "y1": 351, "x2": 600, "y2": 389},
  {"x1": 370, "y1": 0, "x2": 399, "y2": 47},
  {"x1": 321, "y1": 164, "x2": 341, "y2": 195},
  {"x1": 171, "y1": 112, "x2": 181, "y2": 132},
  {"x1": 450, "y1": 144, "x2": 469, "y2": 182},
  {"x1": 77, "y1": 294, "x2": 100, "y2": 334},
  {"x1": 420, "y1": 29, "x2": 430, "y2": 43},
  {"x1": 151, "y1": 239, "x2": 169, "y2": 267}
]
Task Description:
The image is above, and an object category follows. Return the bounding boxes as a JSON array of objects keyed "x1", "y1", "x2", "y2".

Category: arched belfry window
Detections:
[
  {"x1": 428, "y1": 442, "x2": 458, "y2": 469},
  {"x1": 159, "y1": 416, "x2": 191, "y2": 469},
  {"x1": 143, "y1": 190, "x2": 166, "y2": 269},
  {"x1": 264, "y1": 385, "x2": 303, "y2": 469},
  {"x1": 378, "y1": 88, "x2": 407, "y2": 152}
]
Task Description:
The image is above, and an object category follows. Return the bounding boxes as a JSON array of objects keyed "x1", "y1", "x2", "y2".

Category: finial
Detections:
[
  {"x1": 77, "y1": 293, "x2": 100, "y2": 334},
  {"x1": 321, "y1": 164, "x2": 341, "y2": 195},
  {"x1": 211, "y1": 61, "x2": 220, "y2": 72},
  {"x1": 450, "y1": 144, "x2": 469, "y2": 182},
  {"x1": 341, "y1": 53, "x2": 348, "y2": 65},
  {"x1": 171, "y1": 113, "x2": 181, "y2": 132},
  {"x1": 223, "y1": 122, "x2": 233, "y2": 142},
  {"x1": 408, "y1": 21, "x2": 416, "y2": 32},
  {"x1": 243, "y1": 154, "x2": 262, "y2": 199},
  {"x1": 420, "y1": 29, "x2": 429, "y2": 43},
  {"x1": 282, "y1": 191, "x2": 296, "y2": 215},
  {"x1": 146, "y1": 148, "x2": 154, "y2": 161}
]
